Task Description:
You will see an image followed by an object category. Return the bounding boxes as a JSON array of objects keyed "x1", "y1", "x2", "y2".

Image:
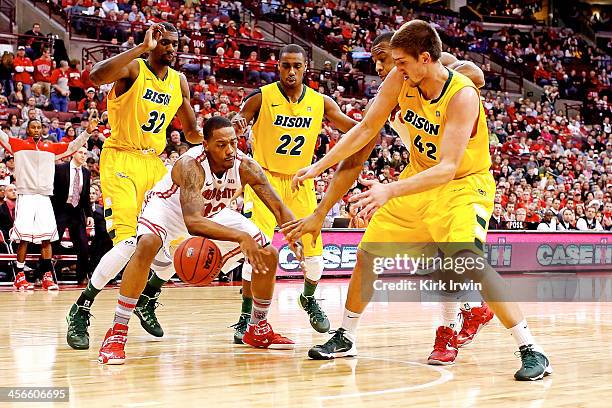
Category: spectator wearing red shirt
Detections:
[
  {"x1": 207, "y1": 76, "x2": 219, "y2": 94},
  {"x1": 347, "y1": 101, "x2": 363, "y2": 121},
  {"x1": 213, "y1": 47, "x2": 231, "y2": 79},
  {"x1": 50, "y1": 60, "x2": 70, "y2": 112},
  {"x1": 157, "y1": 0, "x2": 172, "y2": 13},
  {"x1": 216, "y1": 35, "x2": 238, "y2": 56},
  {"x1": 78, "y1": 88, "x2": 100, "y2": 112},
  {"x1": 227, "y1": 50, "x2": 243, "y2": 80},
  {"x1": 501, "y1": 135, "x2": 521, "y2": 156},
  {"x1": 534, "y1": 63, "x2": 552, "y2": 86},
  {"x1": 251, "y1": 25, "x2": 264, "y2": 40},
  {"x1": 245, "y1": 51, "x2": 263, "y2": 84},
  {"x1": 33, "y1": 48, "x2": 53, "y2": 98},
  {"x1": 13, "y1": 46, "x2": 34, "y2": 97},
  {"x1": 239, "y1": 22, "x2": 252, "y2": 38},
  {"x1": 261, "y1": 54, "x2": 277, "y2": 83},
  {"x1": 229, "y1": 98, "x2": 241, "y2": 112},
  {"x1": 80, "y1": 60, "x2": 95, "y2": 91},
  {"x1": 67, "y1": 60, "x2": 84, "y2": 102},
  {"x1": 227, "y1": 20, "x2": 238, "y2": 37}
]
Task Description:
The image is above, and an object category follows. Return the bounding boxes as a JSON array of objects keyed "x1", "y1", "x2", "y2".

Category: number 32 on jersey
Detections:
[{"x1": 141, "y1": 110, "x2": 166, "y2": 134}]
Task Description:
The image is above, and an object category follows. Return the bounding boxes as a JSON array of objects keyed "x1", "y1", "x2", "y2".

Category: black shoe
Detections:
[
  {"x1": 514, "y1": 345, "x2": 553, "y2": 381},
  {"x1": 66, "y1": 303, "x2": 92, "y2": 350},
  {"x1": 230, "y1": 313, "x2": 250, "y2": 344},
  {"x1": 308, "y1": 328, "x2": 358, "y2": 360},
  {"x1": 299, "y1": 294, "x2": 331, "y2": 333},
  {"x1": 134, "y1": 293, "x2": 164, "y2": 337}
]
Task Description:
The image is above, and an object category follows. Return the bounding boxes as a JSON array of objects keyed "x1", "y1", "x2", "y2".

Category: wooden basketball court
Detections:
[{"x1": 1, "y1": 280, "x2": 610, "y2": 407}]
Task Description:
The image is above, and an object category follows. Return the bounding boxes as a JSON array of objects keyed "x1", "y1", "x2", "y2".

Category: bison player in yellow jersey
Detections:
[
  {"x1": 288, "y1": 21, "x2": 552, "y2": 381},
  {"x1": 67, "y1": 23, "x2": 203, "y2": 350},
  {"x1": 230, "y1": 44, "x2": 357, "y2": 341},
  {"x1": 283, "y1": 31, "x2": 495, "y2": 352}
]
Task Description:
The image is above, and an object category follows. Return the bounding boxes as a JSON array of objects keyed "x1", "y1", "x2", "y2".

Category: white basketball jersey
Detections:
[{"x1": 145, "y1": 146, "x2": 243, "y2": 219}]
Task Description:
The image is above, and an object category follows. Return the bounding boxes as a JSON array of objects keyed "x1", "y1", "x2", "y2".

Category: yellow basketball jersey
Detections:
[
  {"x1": 397, "y1": 69, "x2": 491, "y2": 179},
  {"x1": 106, "y1": 58, "x2": 182, "y2": 155},
  {"x1": 251, "y1": 82, "x2": 324, "y2": 175}
]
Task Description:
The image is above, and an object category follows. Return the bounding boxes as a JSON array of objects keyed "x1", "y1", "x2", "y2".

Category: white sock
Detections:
[
  {"x1": 90, "y1": 238, "x2": 137, "y2": 290},
  {"x1": 251, "y1": 297, "x2": 271, "y2": 325},
  {"x1": 442, "y1": 302, "x2": 461, "y2": 332},
  {"x1": 113, "y1": 294, "x2": 137, "y2": 326},
  {"x1": 510, "y1": 319, "x2": 543, "y2": 352},
  {"x1": 340, "y1": 308, "x2": 360, "y2": 340}
]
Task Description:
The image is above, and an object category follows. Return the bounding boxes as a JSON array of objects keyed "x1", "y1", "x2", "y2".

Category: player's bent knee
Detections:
[
  {"x1": 453, "y1": 250, "x2": 489, "y2": 282},
  {"x1": 135, "y1": 235, "x2": 163, "y2": 261},
  {"x1": 261, "y1": 245, "x2": 279, "y2": 277},
  {"x1": 356, "y1": 249, "x2": 378, "y2": 278}
]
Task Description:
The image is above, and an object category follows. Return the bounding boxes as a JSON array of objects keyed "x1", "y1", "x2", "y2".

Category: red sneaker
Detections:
[
  {"x1": 13, "y1": 271, "x2": 33, "y2": 291},
  {"x1": 427, "y1": 326, "x2": 458, "y2": 365},
  {"x1": 98, "y1": 323, "x2": 128, "y2": 365},
  {"x1": 42, "y1": 272, "x2": 59, "y2": 291},
  {"x1": 457, "y1": 303, "x2": 494, "y2": 347},
  {"x1": 242, "y1": 320, "x2": 295, "y2": 350}
]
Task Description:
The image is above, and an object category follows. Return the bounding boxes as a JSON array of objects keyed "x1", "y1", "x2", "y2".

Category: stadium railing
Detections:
[{"x1": 0, "y1": 0, "x2": 15, "y2": 32}]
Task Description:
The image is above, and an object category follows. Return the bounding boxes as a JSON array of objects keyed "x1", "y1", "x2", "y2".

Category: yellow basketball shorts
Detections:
[
  {"x1": 100, "y1": 148, "x2": 168, "y2": 245},
  {"x1": 360, "y1": 171, "x2": 495, "y2": 258},
  {"x1": 243, "y1": 170, "x2": 323, "y2": 257}
]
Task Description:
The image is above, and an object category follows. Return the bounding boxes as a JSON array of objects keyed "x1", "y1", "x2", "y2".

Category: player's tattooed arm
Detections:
[
  {"x1": 323, "y1": 95, "x2": 357, "y2": 134},
  {"x1": 174, "y1": 156, "x2": 269, "y2": 273},
  {"x1": 173, "y1": 157, "x2": 252, "y2": 244},
  {"x1": 177, "y1": 73, "x2": 203, "y2": 144},
  {"x1": 239, "y1": 156, "x2": 295, "y2": 226},
  {"x1": 232, "y1": 90, "x2": 262, "y2": 135}
]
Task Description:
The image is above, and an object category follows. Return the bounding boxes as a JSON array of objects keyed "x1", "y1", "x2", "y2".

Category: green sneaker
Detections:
[
  {"x1": 66, "y1": 304, "x2": 91, "y2": 350},
  {"x1": 514, "y1": 345, "x2": 553, "y2": 381},
  {"x1": 299, "y1": 294, "x2": 330, "y2": 333},
  {"x1": 134, "y1": 293, "x2": 164, "y2": 337},
  {"x1": 308, "y1": 328, "x2": 358, "y2": 360},
  {"x1": 230, "y1": 313, "x2": 250, "y2": 344}
]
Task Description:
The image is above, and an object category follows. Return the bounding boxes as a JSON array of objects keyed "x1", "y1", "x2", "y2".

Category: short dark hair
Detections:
[
  {"x1": 203, "y1": 116, "x2": 232, "y2": 140},
  {"x1": 372, "y1": 32, "x2": 394, "y2": 48},
  {"x1": 160, "y1": 22, "x2": 178, "y2": 33},
  {"x1": 279, "y1": 44, "x2": 307, "y2": 61},
  {"x1": 27, "y1": 119, "x2": 41, "y2": 129},
  {"x1": 390, "y1": 20, "x2": 442, "y2": 61}
]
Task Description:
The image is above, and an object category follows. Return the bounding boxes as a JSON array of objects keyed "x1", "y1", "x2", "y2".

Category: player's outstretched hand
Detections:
[
  {"x1": 291, "y1": 164, "x2": 321, "y2": 192},
  {"x1": 231, "y1": 114, "x2": 248, "y2": 135},
  {"x1": 280, "y1": 212, "x2": 325, "y2": 248},
  {"x1": 349, "y1": 179, "x2": 392, "y2": 220},
  {"x1": 86, "y1": 117, "x2": 99, "y2": 133},
  {"x1": 142, "y1": 23, "x2": 165, "y2": 51},
  {"x1": 288, "y1": 240, "x2": 305, "y2": 270},
  {"x1": 238, "y1": 234, "x2": 268, "y2": 274}
]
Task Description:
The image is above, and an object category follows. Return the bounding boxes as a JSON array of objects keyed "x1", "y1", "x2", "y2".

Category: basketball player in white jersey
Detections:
[
  {"x1": 282, "y1": 32, "x2": 494, "y2": 347},
  {"x1": 98, "y1": 117, "x2": 301, "y2": 364}
]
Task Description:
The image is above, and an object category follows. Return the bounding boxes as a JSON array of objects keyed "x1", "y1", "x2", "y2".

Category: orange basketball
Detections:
[{"x1": 173, "y1": 237, "x2": 222, "y2": 285}]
